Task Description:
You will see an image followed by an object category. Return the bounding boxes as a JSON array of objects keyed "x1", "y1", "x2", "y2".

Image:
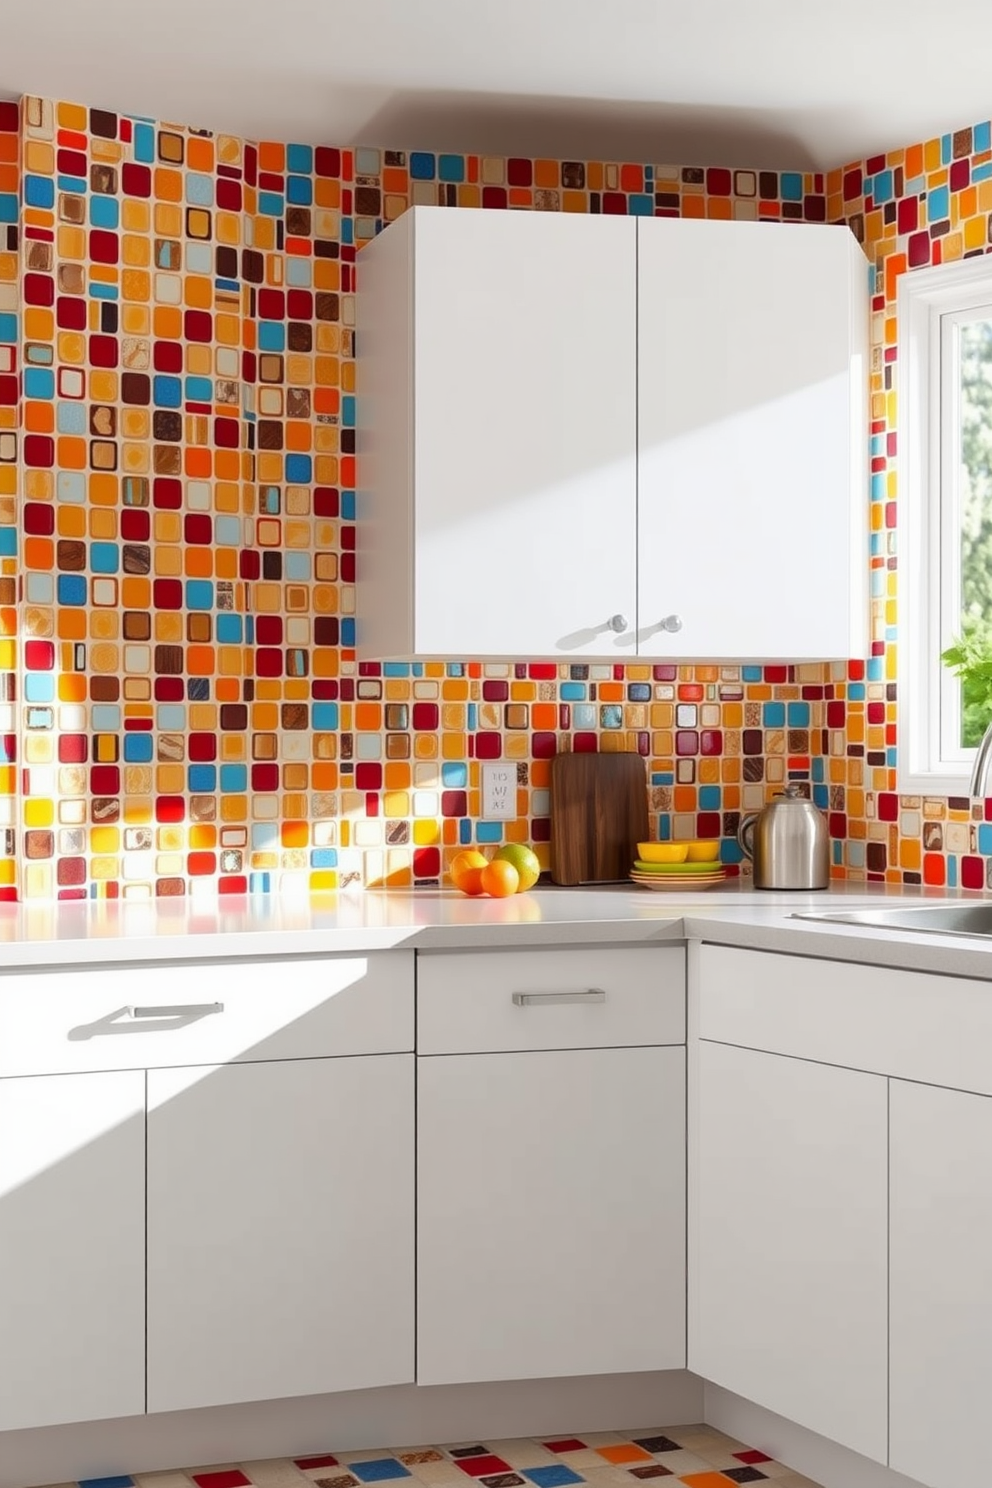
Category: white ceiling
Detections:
[{"x1": 3, "y1": 0, "x2": 992, "y2": 171}]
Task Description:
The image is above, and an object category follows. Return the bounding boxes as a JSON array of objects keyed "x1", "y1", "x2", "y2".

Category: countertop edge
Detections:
[{"x1": 3, "y1": 887, "x2": 992, "y2": 979}]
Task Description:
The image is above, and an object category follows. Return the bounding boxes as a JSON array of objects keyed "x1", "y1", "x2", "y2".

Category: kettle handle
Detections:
[{"x1": 737, "y1": 812, "x2": 758, "y2": 862}]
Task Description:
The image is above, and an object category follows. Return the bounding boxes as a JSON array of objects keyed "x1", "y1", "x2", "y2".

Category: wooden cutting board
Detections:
[{"x1": 550, "y1": 752, "x2": 649, "y2": 885}]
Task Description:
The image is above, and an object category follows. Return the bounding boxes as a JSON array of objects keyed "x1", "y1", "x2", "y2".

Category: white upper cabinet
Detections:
[
  {"x1": 358, "y1": 206, "x2": 867, "y2": 662},
  {"x1": 638, "y1": 217, "x2": 868, "y2": 660},
  {"x1": 358, "y1": 207, "x2": 638, "y2": 658}
]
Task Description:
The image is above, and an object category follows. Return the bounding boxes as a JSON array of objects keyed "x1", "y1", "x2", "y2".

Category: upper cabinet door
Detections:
[
  {"x1": 359, "y1": 208, "x2": 638, "y2": 658},
  {"x1": 637, "y1": 218, "x2": 868, "y2": 660}
]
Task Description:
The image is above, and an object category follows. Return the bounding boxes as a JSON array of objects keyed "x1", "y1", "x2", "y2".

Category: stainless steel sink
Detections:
[{"x1": 793, "y1": 903, "x2": 992, "y2": 940}]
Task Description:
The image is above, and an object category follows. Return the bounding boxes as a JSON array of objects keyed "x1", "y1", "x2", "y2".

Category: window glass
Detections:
[
  {"x1": 956, "y1": 316, "x2": 992, "y2": 746},
  {"x1": 896, "y1": 259, "x2": 992, "y2": 793}
]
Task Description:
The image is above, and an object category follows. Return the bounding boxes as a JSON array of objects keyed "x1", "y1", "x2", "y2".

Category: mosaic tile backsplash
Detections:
[
  {"x1": 0, "y1": 93, "x2": 860, "y2": 901},
  {"x1": 824, "y1": 119, "x2": 992, "y2": 889},
  {"x1": 1, "y1": 87, "x2": 989, "y2": 899}
]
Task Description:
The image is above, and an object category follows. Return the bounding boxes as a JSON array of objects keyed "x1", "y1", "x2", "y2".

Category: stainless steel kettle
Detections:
[{"x1": 737, "y1": 784, "x2": 830, "y2": 889}]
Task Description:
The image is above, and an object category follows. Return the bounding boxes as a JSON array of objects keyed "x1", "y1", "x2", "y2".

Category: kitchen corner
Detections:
[{"x1": 5, "y1": 8, "x2": 992, "y2": 1488}]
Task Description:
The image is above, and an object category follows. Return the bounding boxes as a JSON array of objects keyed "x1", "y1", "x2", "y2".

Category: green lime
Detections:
[{"x1": 492, "y1": 843, "x2": 541, "y2": 892}]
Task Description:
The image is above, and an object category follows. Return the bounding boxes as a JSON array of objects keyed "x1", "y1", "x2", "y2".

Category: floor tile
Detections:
[
  {"x1": 350, "y1": 1462, "x2": 414, "y2": 1483},
  {"x1": 454, "y1": 1457, "x2": 513, "y2": 1479},
  {"x1": 583, "y1": 1468, "x2": 654, "y2": 1486},
  {"x1": 404, "y1": 1465, "x2": 472, "y2": 1484},
  {"x1": 594, "y1": 1448, "x2": 653, "y2": 1467},
  {"x1": 191, "y1": 1472, "x2": 253, "y2": 1488},
  {"x1": 520, "y1": 1467, "x2": 583, "y2": 1488},
  {"x1": 239, "y1": 1467, "x2": 312, "y2": 1488},
  {"x1": 43, "y1": 1424, "x2": 822, "y2": 1488},
  {"x1": 680, "y1": 1475, "x2": 740, "y2": 1488},
  {"x1": 531, "y1": 1452, "x2": 602, "y2": 1472},
  {"x1": 632, "y1": 1453, "x2": 711, "y2": 1477},
  {"x1": 482, "y1": 1443, "x2": 558, "y2": 1468}
]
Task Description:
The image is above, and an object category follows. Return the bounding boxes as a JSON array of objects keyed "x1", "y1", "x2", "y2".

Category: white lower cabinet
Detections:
[
  {"x1": 417, "y1": 1044, "x2": 686, "y2": 1385},
  {"x1": 30, "y1": 929, "x2": 992, "y2": 1478},
  {"x1": 147, "y1": 1053, "x2": 415, "y2": 1412},
  {"x1": 0, "y1": 1069, "x2": 145, "y2": 1430},
  {"x1": 890, "y1": 1078, "x2": 992, "y2": 1488},
  {"x1": 690, "y1": 1040, "x2": 888, "y2": 1464}
]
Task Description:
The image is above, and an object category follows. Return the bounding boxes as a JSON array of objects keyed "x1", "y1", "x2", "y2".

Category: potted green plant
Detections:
[{"x1": 941, "y1": 620, "x2": 992, "y2": 749}]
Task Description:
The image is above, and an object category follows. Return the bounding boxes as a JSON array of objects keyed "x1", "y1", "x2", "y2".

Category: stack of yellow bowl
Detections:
[{"x1": 630, "y1": 840, "x2": 726, "y2": 890}]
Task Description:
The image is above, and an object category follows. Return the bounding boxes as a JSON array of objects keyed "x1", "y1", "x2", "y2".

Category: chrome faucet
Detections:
[{"x1": 970, "y1": 719, "x2": 992, "y2": 798}]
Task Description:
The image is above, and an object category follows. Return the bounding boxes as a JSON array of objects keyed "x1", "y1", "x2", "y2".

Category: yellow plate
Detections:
[
  {"x1": 633, "y1": 858, "x2": 725, "y2": 874},
  {"x1": 633, "y1": 868, "x2": 725, "y2": 880},
  {"x1": 629, "y1": 872, "x2": 726, "y2": 891}
]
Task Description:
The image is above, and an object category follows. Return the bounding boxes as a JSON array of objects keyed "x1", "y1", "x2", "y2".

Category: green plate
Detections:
[{"x1": 633, "y1": 858, "x2": 723, "y2": 874}]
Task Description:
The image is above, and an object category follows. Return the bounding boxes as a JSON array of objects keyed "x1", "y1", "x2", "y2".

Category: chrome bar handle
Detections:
[
  {"x1": 970, "y1": 718, "x2": 992, "y2": 798},
  {"x1": 512, "y1": 988, "x2": 606, "y2": 1007},
  {"x1": 126, "y1": 1002, "x2": 225, "y2": 1019}
]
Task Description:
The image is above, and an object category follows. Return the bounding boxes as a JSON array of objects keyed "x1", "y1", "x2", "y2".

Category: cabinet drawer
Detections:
[
  {"x1": 0, "y1": 950, "x2": 414, "y2": 1078},
  {"x1": 417, "y1": 946, "x2": 684, "y2": 1054},
  {"x1": 699, "y1": 943, "x2": 992, "y2": 1095}
]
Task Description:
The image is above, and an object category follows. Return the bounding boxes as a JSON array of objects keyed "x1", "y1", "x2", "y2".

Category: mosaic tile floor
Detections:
[{"x1": 44, "y1": 1426, "x2": 824, "y2": 1488}]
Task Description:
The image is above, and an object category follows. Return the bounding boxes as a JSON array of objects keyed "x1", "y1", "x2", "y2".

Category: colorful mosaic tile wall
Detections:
[
  {"x1": 823, "y1": 116, "x2": 992, "y2": 889},
  {"x1": 0, "y1": 103, "x2": 19, "y2": 901},
  {"x1": 2, "y1": 92, "x2": 851, "y2": 901}
]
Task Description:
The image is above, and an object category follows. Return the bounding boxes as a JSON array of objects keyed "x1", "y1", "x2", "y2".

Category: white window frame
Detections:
[{"x1": 898, "y1": 257, "x2": 992, "y2": 795}]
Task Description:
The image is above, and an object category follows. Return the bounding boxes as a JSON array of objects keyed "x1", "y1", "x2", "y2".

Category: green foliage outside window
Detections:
[
  {"x1": 944, "y1": 319, "x2": 992, "y2": 747},
  {"x1": 941, "y1": 622, "x2": 992, "y2": 747}
]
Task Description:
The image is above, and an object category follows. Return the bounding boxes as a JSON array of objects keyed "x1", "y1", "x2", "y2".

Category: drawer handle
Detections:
[
  {"x1": 512, "y1": 988, "x2": 606, "y2": 1007},
  {"x1": 125, "y1": 1002, "x2": 225, "y2": 1020}
]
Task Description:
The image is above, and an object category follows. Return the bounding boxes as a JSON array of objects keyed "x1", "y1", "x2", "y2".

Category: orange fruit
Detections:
[
  {"x1": 449, "y1": 848, "x2": 488, "y2": 896},
  {"x1": 480, "y1": 859, "x2": 519, "y2": 898},
  {"x1": 493, "y1": 842, "x2": 540, "y2": 891}
]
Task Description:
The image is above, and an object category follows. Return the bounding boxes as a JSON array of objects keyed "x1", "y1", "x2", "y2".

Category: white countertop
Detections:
[{"x1": 4, "y1": 878, "x2": 992, "y2": 979}]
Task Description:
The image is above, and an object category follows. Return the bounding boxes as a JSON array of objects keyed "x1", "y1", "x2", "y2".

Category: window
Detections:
[{"x1": 899, "y1": 257, "x2": 992, "y2": 793}]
